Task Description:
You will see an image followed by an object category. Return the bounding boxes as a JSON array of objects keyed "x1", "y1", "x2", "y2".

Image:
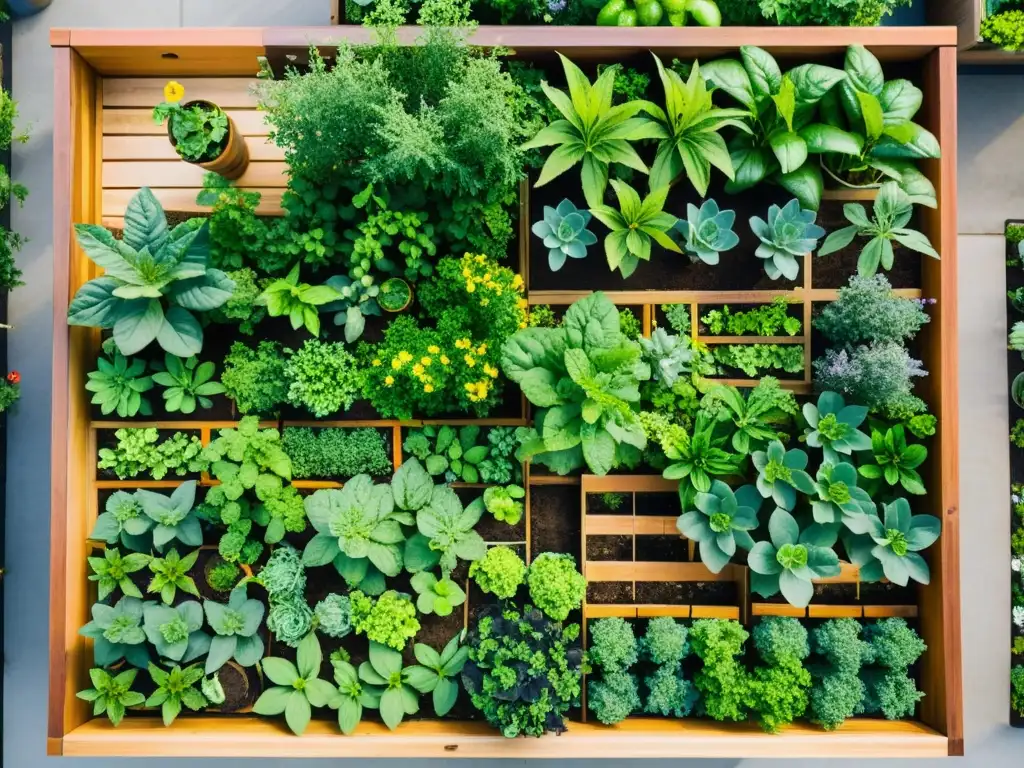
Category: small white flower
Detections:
[
  {"x1": 1013, "y1": 558, "x2": 1022, "y2": 573},
  {"x1": 1014, "y1": 606, "x2": 1024, "y2": 629}
]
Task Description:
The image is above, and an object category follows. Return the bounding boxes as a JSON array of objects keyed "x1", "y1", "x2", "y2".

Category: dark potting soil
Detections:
[
  {"x1": 586, "y1": 535, "x2": 631, "y2": 561},
  {"x1": 634, "y1": 491, "x2": 682, "y2": 518},
  {"x1": 585, "y1": 492, "x2": 632, "y2": 516},
  {"x1": 211, "y1": 662, "x2": 257, "y2": 713},
  {"x1": 528, "y1": 171, "x2": 798, "y2": 293},
  {"x1": 587, "y1": 581, "x2": 633, "y2": 604},
  {"x1": 195, "y1": 548, "x2": 244, "y2": 602},
  {"x1": 635, "y1": 581, "x2": 737, "y2": 606},
  {"x1": 475, "y1": 513, "x2": 526, "y2": 544},
  {"x1": 529, "y1": 486, "x2": 581, "y2": 561},
  {"x1": 635, "y1": 535, "x2": 689, "y2": 563},
  {"x1": 812, "y1": 201, "x2": 922, "y2": 290},
  {"x1": 859, "y1": 581, "x2": 917, "y2": 606}
]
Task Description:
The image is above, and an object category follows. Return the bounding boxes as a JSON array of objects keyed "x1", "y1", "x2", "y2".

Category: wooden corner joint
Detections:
[{"x1": 50, "y1": 29, "x2": 72, "y2": 48}]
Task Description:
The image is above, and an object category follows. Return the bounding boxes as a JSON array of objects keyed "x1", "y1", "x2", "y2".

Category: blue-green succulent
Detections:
[
  {"x1": 531, "y1": 199, "x2": 597, "y2": 272},
  {"x1": 750, "y1": 199, "x2": 825, "y2": 280},
  {"x1": 674, "y1": 199, "x2": 739, "y2": 265}
]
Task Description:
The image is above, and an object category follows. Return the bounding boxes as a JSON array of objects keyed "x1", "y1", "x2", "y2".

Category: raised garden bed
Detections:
[
  {"x1": 1005, "y1": 221, "x2": 1024, "y2": 727},
  {"x1": 50, "y1": 24, "x2": 960, "y2": 759}
]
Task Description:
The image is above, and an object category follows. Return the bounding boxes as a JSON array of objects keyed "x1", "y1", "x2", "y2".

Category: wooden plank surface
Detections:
[
  {"x1": 586, "y1": 561, "x2": 735, "y2": 583},
  {"x1": 103, "y1": 77, "x2": 261, "y2": 107},
  {"x1": 104, "y1": 159, "x2": 286, "y2": 188},
  {"x1": 102, "y1": 187, "x2": 283, "y2": 217},
  {"x1": 103, "y1": 108, "x2": 268, "y2": 136}
]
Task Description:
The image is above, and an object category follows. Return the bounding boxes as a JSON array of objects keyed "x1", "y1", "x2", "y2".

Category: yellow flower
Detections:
[
  {"x1": 398, "y1": 351, "x2": 413, "y2": 363},
  {"x1": 371, "y1": 359, "x2": 382, "y2": 367},
  {"x1": 384, "y1": 375, "x2": 395, "y2": 386},
  {"x1": 480, "y1": 298, "x2": 490, "y2": 307},
  {"x1": 475, "y1": 254, "x2": 486, "y2": 264},
  {"x1": 423, "y1": 384, "x2": 434, "y2": 393},
  {"x1": 163, "y1": 81, "x2": 185, "y2": 103},
  {"x1": 462, "y1": 267, "x2": 472, "y2": 278},
  {"x1": 428, "y1": 345, "x2": 440, "y2": 354},
  {"x1": 466, "y1": 281, "x2": 476, "y2": 293},
  {"x1": 484, "y1": 364, "x2": 499, "y2": 378},
  {"x1": 519, "y1": 321, "x2": 527, "y2": 329},
  {"x1": 421, "y1": 357, "x2": 432, "y2": 366},
  {"x1": 412, "y1": 363, "x2": 425, "y2": 376},
  {"x1": 512, "y1": 274, "x2": 524, "y2": 289},
  {"x1": 517, "y1": 298, "x2": 529, "y2": 309},
  {"x1": 483, "y1": 273, "x2": 492, "y2": 282},
  {"x1": 440, "y1": 355, "x2": 450, "y2": 365},
  {"x1": 476, "y1": 344, "x2": 487, "y2": 355},
  {"x1": 464, "y1": 355, "x2": 476, "y2": 367},
  {"x1": 455, "y1": 339, "x2": 470, "y2": 350},
  {"x1": 391, "y1": 358, "x2": 403, "y2": 370}
]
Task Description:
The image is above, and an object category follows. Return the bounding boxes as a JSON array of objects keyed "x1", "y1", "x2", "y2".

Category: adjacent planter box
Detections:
[
  {"x1": 49, "y1": 25, "x2": 962, "y2": 758},
  {"x1": 1005, "y1": 221, "x2": 1023, "y2": 727},
  {"x1": 927, "y1": 0, "x2": 1024, "y2": 61}
]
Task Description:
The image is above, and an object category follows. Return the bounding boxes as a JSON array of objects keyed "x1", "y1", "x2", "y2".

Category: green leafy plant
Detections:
[
  {"x1": 844, "y1": 497, "x2": 940, "y2": 586},
  {"x1": 589, "y1": 179, "x2": 680, "y2": 278},
  {"x1": 146, "y1": 662, "x2": 209, "y2": 727},
  {"x1": 379, "y1": 278, "x2": 412, "y2": 312},
  {"x1": 532, "y1": 198, "x2": 597, "y2": 272},
  {"x1": 313, "y1": 594, "x2": 352, "y2": 639},
  {"x1": 802, "y1": 390, "x2": 872, "y2": 464},
  {"x1": 407, "y1": 634, "x2": 470, "y2": 719},
  {"x1": 221, "y1": 340, "x2": 289, "y2": 415},
  {"x1": 203, "y1": 587, "x2": 266, "y2": 674},
  {"x1": 690, "y1": 619, "x2": 750, "y2": 722},
  {"x1": 76, "y1": 668, "x2": 145, "y2": 727},
  {"x1": 152, "y1": 83, "x2": 228, "y2": 163},
  {"x1": 810, "y1": 462, "x2": 874, "y2": 532},
  {"x1": 640, "y1": 327, "x2": 694, "y2": 389},
  {"x1": 206, "y1": 559, "x2": 242, "y2": 593},
  {"x1": 677, "y1": 480, "x2": 761, "y2": 573},
  {"x1": 150, "y1": 354, "x2": 225, "y2": 414},
  {"x1": 750, "y1": 198, "x2": 825, "y2": 280},
  {"x1": 639, "y1": 55, "x2": 751, "y2": 195},
  {"x1": 674, "y1": 199, "x2": 739, "y2": 266},
  {"x1": 701, "y1": 379, "x2": 797, "y2": 455},
  {"x1": 88, "y1": 547, "x2": 150, "y2": 601},
  {"x1": 282, "y1": 427, "x2": 392, "y2": 480},
  {"x1": 712, "y1": 343, "x2": 804, "y2": 377},
  {"x1": 746, "y1": 617, "x2": 811, "y2": 733},
  {"x1": 661, "y1": 412, "x2": 743, "y2": 508},
  {"x1": 142, "y1": 600, "x2": 209, "y2": 663},
  {"x1": 589, "y1": 617, "x2": 639, "y2": 672},
  {"x1": 814, "y1": 274, "x2": 929, "y2": 346},
  {"x1": 644, "y1": 664, "x2": 696, "y2": 718},
  {"x1": 284, "y1": 339, "x2": 362, "y2": 417},
  {"x1": 661, "y1": 302, "x2": 692, "y2": 335},
  {"x1": 809, "y1": 618, "x2": 870, "y2": 730},
  {"x1": 97, "y1": 428, "x2": 207, "y2": 481},
  {"x1": 68, "y1": 188, "x2": 234, "y2": 356},
  {"x1": 79, "y1": 596, "x2": 150, "y2": 668},
  {"x1": 982, "y1": 10, "x2": 1024, "y2": 51},
  {"x1": 259, "y1": 263, "x2": 341, "y2": 337},
  {"x1": 86, "y1": 339, "x2": 153, "y2": 417},
  {"x1": 527, "y1": 552, "x2": 586, "y2": 621},
  {"x1": 209, "y1": 267, "x2": 267, "y2": 334},
  {"x1": 405, "y1": 484, "x2": 487, "y2": 576},
  {"x1": 323, "y1": 274, "x2": 381, "y2": 343},
  {"x1": 350, "y1": 589, "x2": 421, "y2": 651},
  {"x1": 462, "y1": 604, "x2": 583, "y2": 738},
  {"x1": 502, "y1": 292, "x2": 650, "y2": 476},
  {"x1": 468, "y1": 545, "x2": 526, "y2": 599},
  {"x1": 752, "y1": 439, "x2": 815, "y2": 510},
  {"x1": 253, "y1": 633, "x2": 337, "y2": 736},
  {"x1": 588, "y1": 669, "x2": 639, "y2": 725},
  {"x1": 146, "y1": 548, "x2": 201, "y2": 605},
  {"x1": 818, "y1": 181, "x2": 938, "y2": 277},
  {"x1": 134, "y1": 481, "x2": 202, "y2": 550},
  {"x1": 748, "y1": 508, "x2": 841, "y2": 607},
  {"x1": 357, "y1": 641, "x2": 432, "y2": 731},
  {"x1": 482, "y1": 485, "x2": 525, "y2": 526},
  {"x1": 860, "y1": 618, "x2": 926, "y2": 719},
  {"x1": 330, "y1": 654, "x2": 380, "y2": 734},
  {"x1": 701, "y1": 298, "x2": 800, "y2": 337},
  {"x1": 642, "y1": 617, "x2": 690, "y2": 668},
  {"x1": 857, "y1": 424, "x2": 927, "y2": 495},
  {"x1": 202, "y1": 416, "x2": 292, "y2": 503},
  {"x1": 410, "y1": 571, "x2": 467, "y2": 617},
  {"x1": 403, "y1": 425, "x2": 494, "y2": 484},
  {"x1": 813, "y1": 342, "x2": 926, "y2": 419},
  {"x1": 523, "y1": 53, "x2": 658, "y2": 208}
]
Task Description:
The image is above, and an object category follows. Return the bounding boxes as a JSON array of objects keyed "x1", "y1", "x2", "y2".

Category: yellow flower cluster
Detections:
[{"x1": 465, "y1": 379, "x2": 492, "y2": 402}]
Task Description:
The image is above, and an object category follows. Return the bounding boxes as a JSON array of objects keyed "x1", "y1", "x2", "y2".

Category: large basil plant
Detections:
[
  {"x1": 501, "y1": 292, "x2": 650, "y2": 476},
  {"x1": 68, "y1": 188, "x2": 234, "y2": 357}
]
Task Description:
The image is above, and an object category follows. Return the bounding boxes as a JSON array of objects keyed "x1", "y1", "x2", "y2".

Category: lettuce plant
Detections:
[
  {"x1": 674, "y1": 199, "x2": 739, "y2": 266},
  {"x1": 203, "y1": 587, "x2": 266, "y2": 674},
  {"x1": 86, "y1": 339, "x2": 153, "y2": 417},
  {"x1": 468, "y1": 545, "x2": 526, "y2": 600},
  {"x1": 677, "y1": 480, "x2": 761, "y2": 573},
  {"x1": 146, "y1": 662, "x2": 208, "y2": 727},
  {"x1": 640, "y1": 55, "x2": 751, "y2": 195},
  {"x1": 750, "y1": 198, "x2": 825, "y2": 280},
  {"x1": 79, "y1": 596, "x2": 150, "y2": 668},
  {"x1": 76, "y1": 668, "x2": 145, "y2": 727},
  {"x1": 802, "y1": 390, "x2": 872, "y2": 464},
  {"x1": 143, "y1": 600, "x2": 210, "y2": 663},
  {"x1": 254, "y1": 633, "x2": 337, "y2": 736},
  {"x1": 748, "y1": 508, "x2": 841, "y2": 607},
  {"x1": 350, "y1": 590, "x2": 420, "y2": 651},
  {"x1": 68, "y1": 188, "x2": 234, "y2": 356},
  {"x1": 845, "y1": 497, "x2": 940, "y2": 586},
  {"x1": 589, "y1": 672, "x2": 640, "y2": 725},
  {"x1": 403, "y1": 424, "x2": 492, "y2": 483},
  {"x1": 527, "y1": 552, "x2": 586, "y2": 621},
  {"x1": 589, "y1": 180, "x2": 680, "y2": 278},
  {"x1": 817, "y1": 181, "x2": 938, "y2": 277},
  {"x1": 502, "y1": 292, "x2": 650, "y2": 476},
  {"x1": 405, "y1": 485, "x2": 487, "y2": 576},
  {"x1": 482, "y1": 484, "x2": 525, "y2": 526},
  {"x1": 259, "y1": 262, "x2": 340, "y2": 337},
  {"x1": 135, "y1": 480, "x2": 202, "y2": 550},
  {"x1": 751, "y1": 439, "x2": 815, "y2": 511},
  {"x1": 410, "y1": 571, "x2": 466, "y2": 617},
  {"x1": 523, "y1": 54, "x2": 659, "y2": 208}
]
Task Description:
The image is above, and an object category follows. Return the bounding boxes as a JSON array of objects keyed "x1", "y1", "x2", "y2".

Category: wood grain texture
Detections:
[
  {"x1": 103, "y1": 108, "x2": 268, "y2": 136},
  {"x1": 103, "y1": 159, "x2": 286, "y2": 188},
  {"x1": 102, "y1": 135, "x2": 280, "y2": 161},
  {"x1": 60, "y1": 716, "x2": 948, "y2": 758},
  {"x1": 66, "y1": 29, "x2": 264, "y2": 76},
  {"x1": 103, "y1": 77, "x2": 261, "y2": 107}
]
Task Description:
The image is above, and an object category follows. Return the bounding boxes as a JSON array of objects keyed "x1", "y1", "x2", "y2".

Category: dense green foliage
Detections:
[{"x1": 282, "y1": 427, "x2": 392, "y2": 479}]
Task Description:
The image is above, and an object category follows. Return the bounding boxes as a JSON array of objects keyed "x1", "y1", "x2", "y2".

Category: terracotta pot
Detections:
[{"x1": 167, "y1": 100, "x2": 249, "y2": 181}]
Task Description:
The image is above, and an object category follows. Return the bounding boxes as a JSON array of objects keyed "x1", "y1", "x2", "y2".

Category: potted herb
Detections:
[
  {"x1": 152, "y1": 81, "x2": 249, "y2": 180},
  {"x1": 379, "y1": 278, "x2": 412, "y2": 313}
]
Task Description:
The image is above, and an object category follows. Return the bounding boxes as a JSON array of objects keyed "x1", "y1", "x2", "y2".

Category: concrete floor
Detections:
[{"x1": 4, "y1": 2, "x2": 1019, "y2": 765}]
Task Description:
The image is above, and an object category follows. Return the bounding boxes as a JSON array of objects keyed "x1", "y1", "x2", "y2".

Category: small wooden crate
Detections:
[{"x1": 49, "y1": 25, "x2": 961, "y2": 759}]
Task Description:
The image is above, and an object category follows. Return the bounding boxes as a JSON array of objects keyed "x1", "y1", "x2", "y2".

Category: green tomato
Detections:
[
  {"x1": 597, "y1": 0, "x2": 627, "y2": 24},
  {"x1": 686, "y1": 0, "x2": 721, "y2": 26},
  {"x1": 617, "y1": 7, "x2": 638, "y2": 24},
  {"x1": 636, "y1": 0, "x2": 663, "y2": 24}
]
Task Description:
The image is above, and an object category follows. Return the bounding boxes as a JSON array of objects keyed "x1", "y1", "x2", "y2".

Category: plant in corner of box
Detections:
[{"x1": 152, "y1": 81, "x2": 249, "y2": 178}]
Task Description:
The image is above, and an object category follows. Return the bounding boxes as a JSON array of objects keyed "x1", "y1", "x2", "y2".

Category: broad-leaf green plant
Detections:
[
  {"x1": 482, "y1": 484, "x2": 525, "y2": 526},
  {"x1": 203, "y1": 586, "x2": 266, "y2": 674},
  {"x1": 253, "y1": 632, "x2": 337, "y2": 736},
  {"x1": 410, "y1": 571, "x2": 467, "y2": 617},
  {"x1": 143, "y1": 600, "x2": 210, "y2": 663},
  {"x1": 752, "y1": 440, "x2": 815, "y2": 510},
  {"x1": 750, "y1": 198, "x2": 825, "y2": 280},
  {"x1": 146, "y1": 662, "x2": 208, "y2": 726},
  {"x1": 802, "y1": 391, "x2": 872, "y2": 464},
  {"x1": 259, "y1": 262, "x2": 341, "y2": 337},
  {"x1": 146, "y1": 548, "x2": 201, "y2": 604},
  {"x1": 810, "y1": 462, "x2": 875, "y2": 530},
  {"x1": 662, "y1": 412, "x2": 742, "y2": 508},
  {"x1": 703, "y1": 382, "x2": 793, "y2": 455},
  {"x1": 150, "y1": 354, "x2": 225, "y2": 413},
  {"x1": 674, "y1": 199, "x2": 739, "y2": 266},
  {"x1": 358, "y1": 641, "x2": 432, "y2": 731},
  {"x1": 79, "y1": 596, "x2": 150, "y2": 668},
  {"x1": 523, "y1": 54, "x2": 660, "y2": 208},
  {"x1": 322, "y1": 274, "x2": 382, "y2": 344},
  {"x1": 748, "y1": 507, "x2": 841, "y2": 607},
  {"x1": 589, "y1": 180, "x2": 680, "y2": 278},
  {"x1": 677, "y1": 480, "x2": 761, "y2": 573},
  {"x1": 844, "y1": 497, "x2": 940, "y2": 585},
  {"x1": 817, "y1": 181, "x2": 938, "y2": 277},
  {"x1": 68, "y1": 188, "x2": 234, "y2": 356},
  {"x1": 406, "y1": 634, "x2": 468, "y2": 718},
  {"x1": 639, "y1": 327, "x2": 694, "y2": 389},
  {"x1": 532, "y1": 198, "x2": 597, "y2": 272},
  {"x1": 88, "y1": 547, "x2": 150, "y2": 601},
  {"x1": 330, "y1": 654, "x2": 381, "y2": 735},
  {"x1": 76, "y1": 668, "x2": 145, "y2": 726},
  {"x1": 405, "y1": 486, "x2": 487, "y2": 576},
  {"x1": 86, "y1": 338, "x2": 153, "y2": 417},
  {"x1": 857, "y1": 424, "x2": 927, "y2": 495},
  {"x1": 134, "y1": 480, "x2": 202, "y2": 550}
]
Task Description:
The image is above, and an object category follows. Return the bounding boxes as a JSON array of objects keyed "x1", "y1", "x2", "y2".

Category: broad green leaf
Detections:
[
  {"x1": 123, "y1": 187, "x2": 170, "y2": 255},
  {"x1": 68, "y1": 277, "x2": 121, "y2": 328},
  {"x1": 113, "y1": 299, "x2": 164, "y2": 356},
  {"x1": 167, "y1": 269, "x2": 235, "y2": 312},
  {"x1": 768, "y1": 130, "x2": 807, "y2": 175},
  {"x1": 741, "y1": 46, "x2": 783, "y2": 100},
  {"x1": 788, "y1": 64, "x2": 846, "y2": 105},
  {"x1": 844, "y1": 45, "x2": 884, "y2": 96},
  {"x1": 156, "y1": 307, "x2": 203, "y2": 357},
  {"x1": 856, "y1": 91, "x2": 885, "y2": 142}
]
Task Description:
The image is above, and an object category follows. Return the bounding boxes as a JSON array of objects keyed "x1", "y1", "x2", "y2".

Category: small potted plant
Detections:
[
  {"x1": 379, "y1": 277, "x2": 412, "y2": 313},
  {"x1": 152, "y1": 81, "x2": 249, "y2": 180}
]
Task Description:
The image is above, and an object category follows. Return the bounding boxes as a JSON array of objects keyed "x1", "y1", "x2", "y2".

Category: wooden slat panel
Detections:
[
  {"x1": 808, "y1": 605, "x2": 863, "y2": 619},
  {"x1": 632, "y1": 516, "x2": 679, "y2": 536},
  {"x1": 584, "y1": 604, "x2": 637, "y2": 619},
  {"x1": 812, "y1": 561, "x2": 861, "y2": 585},
  {"x1": 104, "y1": 160, "x2": 286, "y2": 189},
  {"x1": 585, "y1": 561, "x2": 733, "y2": 582},
  {"x1": 752, "y1": 603, "x2": 806, "y2": 618},
  {"x1": 864, "y1": 605, "x2": 919, "y2": 619},
  {"x1": 102, "y1": 187, "x2": 283, "y2": 217},
  {"x1": 585, "y1": 515, "x2": 634, "y2": 536},
  {"x1": 691, "y1": 606, "x2": 741, "y2": 620},
  {"x1": 581, "y1": 475, "x2": 675, "y2": 493},
  {"x1": 103, "y1": 77, "x2": 260, "y2": 108},
  {"x1": 68, "y1": 29, "x2": 265, "y2": 76},
  {"x1": 103, "y1": 108, "x2": 267, "y2": 136},
  {"x1": 637, "y1": 605, "x2": 691, "y2": 618},
  {"x1": 529, "y1": 289, "x2": 922, "y2": 305},
  {"x1": 699, "y1": 336, "x2": 806, "y2": 345},
  {"x1": 103, "y1": 134, "x2": 280, "y2": 161}
]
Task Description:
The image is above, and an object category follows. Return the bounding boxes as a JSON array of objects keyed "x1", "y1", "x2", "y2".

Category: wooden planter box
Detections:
[
  {"x1": 49, "y1": 25, "x2": 962, "y2": 758},
  {"x1": 928, "y1": 0, "x2": 1024, "y2": 61}
]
